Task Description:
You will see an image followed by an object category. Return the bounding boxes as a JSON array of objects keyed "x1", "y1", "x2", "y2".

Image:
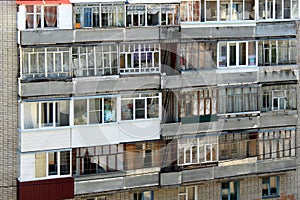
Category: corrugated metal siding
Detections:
[{"x1": 18, "y1": 177, "x2": 74, "y2": 200}]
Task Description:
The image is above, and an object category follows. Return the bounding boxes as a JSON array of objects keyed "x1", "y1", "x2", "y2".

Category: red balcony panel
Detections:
[{"x1": 18, "y1": 177, "x2": 74, "y2": 200}]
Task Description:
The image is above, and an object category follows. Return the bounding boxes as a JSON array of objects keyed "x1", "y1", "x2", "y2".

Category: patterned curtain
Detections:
[
  {"x1": 26, "y1": 5, "x2": 34, "y2": 28},
  {"x1": 44, "y1": 6, "x2": 57, "y2": 27}
]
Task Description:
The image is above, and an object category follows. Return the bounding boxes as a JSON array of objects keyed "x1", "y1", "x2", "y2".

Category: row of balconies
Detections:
[
  {"x1": 73, "y1": 157, "x2": 297, "y2": 195},
  {"x1": 18, "y1": 21, "x2": 297, "y2": 45},
  {"x1": 19, "y1": 66, "x2": 298, "y2": 97}
]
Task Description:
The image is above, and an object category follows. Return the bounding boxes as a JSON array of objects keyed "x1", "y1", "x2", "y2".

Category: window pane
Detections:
[
  {"x1": 230, "y1": 182, "x2": 237, "y2": 200},
  {"x1": 262, "y1": 183, "x2": 269, "y2": 196},
  {"x1": 206, "y1": 144, "x2": 211, "y2": 161},
  {"x1": 60, "y1": 151, "x2": 70, "y2": 175},
  {"x1": 24, "y1": 103, "x2": 39, "y2": 129},
  {"x1": 239, "y1": 43, "x2": 246, "y2": 65},
  {"x1": 121, "y1": 100, "x2": 133, "y2": 120},
  {"x1": 44, "y1": 6, "x2": 57, "y2": 27},
  {"x1": 147, "y1": 98, "x2": 159, "y2": 118},
  {"x1": 219, "y1": 43, "x2": 227, "y2": 67},
  {"x1": 143, "y1": 191, "x2": 152, "y2": 200},
  {"x1": 35, "y1": 152, "x2": 46, "y2": 178},
  {"x1": 206, "y1": 1, "x2": 217, "y2": 21},
  {"x1": 187, "y1": 187, "x2": 195, "y2": 200},
  {"x1": 89, "y1": 98, "x2": 102, "y2": 124},
  {"x1": 108, "y1": 155, "x2": 116, "y2": 171},
  {"x1": 270, "y1": 177, "x2": 278, "y2": 195},
  {"x1": 48, "y1": 152, "x2": 58, "y2": 175},
  {"x1": 248, "y1": 42, "x2": 256, "y2": 66},
  {"x1": 74, "y1": 99, "x2": 87, "y2": 125},
  {"x1": 84, "y1": 7, "x2": 92, "y2": 27},
  {"x1": 56, "y1": 101, "x2": 70, "y2": 126},
  {"x1": 41, "y1": 102, "x2": 54, "y2": 127},
  {"x1": 135, "y1": 99, "x2": 145, "y2": 119},
  {"x1": 104, "y1": 98, "x2": 116, "y2": 123},
  {"x1": 229, "y1": 43, "x2": 237, "y2": 66}
]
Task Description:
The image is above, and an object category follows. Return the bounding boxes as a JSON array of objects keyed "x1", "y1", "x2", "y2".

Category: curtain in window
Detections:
[
  {"x1": 44, "y1": 6, "x2": 57, "y2": 27},
  {"x1": 26, "y1": 6, "x2": 34, "y2": 28},
  {"x1": 35, "y1": 153, "x2": 46, "y2": 178}
]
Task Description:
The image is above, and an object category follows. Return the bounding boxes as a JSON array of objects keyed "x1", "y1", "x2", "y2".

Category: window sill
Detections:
[
  {"x1": 217, "y1": 66, "x2": 258, "y2": 73},
  {"x1": 262, "y1": 195, "x2": 280, "y2": 199}
]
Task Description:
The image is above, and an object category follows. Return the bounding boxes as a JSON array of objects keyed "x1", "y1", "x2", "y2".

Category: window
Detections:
[
  {"x1": 180, "y1": 1, "x2": 202, "y2": 22},
  {"x1": 262, "y1": 176, "x2": 279, "y2": 198},
  {"x1": 72, "y1": 45, "x2": 118, "y2": 77},
  {"x1": 178, "y1": 136, "x2": 218, "y2": 165},
  {"x1": 121, "y1": 93, "x2": 159, "y2": 120},
  {"x1": 178, "y1": 186, "x2": 197, "y2": 200},
  {"x1": 221, "y1": 181, "x2": 239, "y2": 200},
  {"x1": 147, "y1": 5, "x2": 159, "y2": 26},
  {"x1": 259, "y1": 0, "x2": 298, "y2": 19},
  {"x1": 120, "y1": 43, "x2": 160, "y2": 74},
  {"x1": 75, "y1": 4, "x2": 124, "y2": 28},
  {"x1": 218, "y1": 86, "x2": 258, "y2": 114},
  {"x1": 261, "y1": 85, "x2": 297, "y2": 112},
  {"x1": 258, "y1": 129, "x2": 296, "y2": 160},
  {"x1": 73, "y1": 144, "x2": 124, "y2": 175},
  {"x1": 218, "y1": 41, "x2": 256, "y2": 67},
  {"x1": 179, "y1": 89, "x2": 217, "y2": 118},
  {"x1": 35, "y1": 150, "x2": 71, "y2": 178},
  {"x1": 23, "y1": 100, "x2": 70, "y2": 129},
  {"x1": 126, "y1": 5, "x2": 146, "y2": 26},
  {"x1": 258, "y1": 39, "x2": 296, "y2": 66},
  {"x1": 74, "y1": 97, "x2": 117, "y2": 125},
  {"x1": 125, "y1": 142, "x2": 161, "y2": 170},
  {"x1": 133, "y1": 191, "x2": 153, "y2": 200},
  {"x1": 203, "y1": 0, "x2": 254, "y2": 22},
  {"x1": 25, "y1": 5, "x2": 57, "y2": 29},
  {"x1": 219, "y1": 132, "x2": 258, "y2": 160},
  {"x1": 22, "y1": 47, "x2": 71, "y2": 79},
  {"x1": 161, "y1": 4, "x2": 179, "y2": 25},
  {"x1": 180, "y1": 42, "x2": 217, "y2": 70}
]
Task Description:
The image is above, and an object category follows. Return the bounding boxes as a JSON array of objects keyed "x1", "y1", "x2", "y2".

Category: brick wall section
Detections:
[
  {"x1": 0, "y1": 1, "x2": 18, "y2": 200},
  {"x1": 296, "y1": 20, "x2": 300, "y2": 200}
]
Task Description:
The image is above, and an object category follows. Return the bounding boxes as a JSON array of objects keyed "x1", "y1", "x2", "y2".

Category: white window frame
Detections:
[
  {"x1": 72, "y1": 45, "x2": 118, "y2": 77},
  {"x1": 119, "y1": 43, "x2": 160, "y2": 74},
  {"x1": 180, "y1": 0, "x2": 202, "y2": 22},
  {"x1": 161, "y1": 4, "x2": 179, "y2": 25},
  {"x1": 25, "y1": 5, "x2": 58, "y2": 29},
  {"x1": 272, "y1": 90, "x2": 286, "y2": 110},
  {"x1": 21, "y1": 47, "x2": 71, "y2": 79},
  {"x1": 21, "y1": 100, "x2": 70, "y2": 130},
  {"x1": 121, "y1": 93, "x2": 160, "y2": 121},
  {"x1": 218, "y1": 41, "x2": 256, "y2": 68},
  {"x1": 203, "y1": 0, "x2": 255, "y2": 22},
  {"x1": 258, "y1": 39, "x2": 296, "y2": 66},
  {"x1": 73, "y1": 96, "x2": 118, "y2": 125},
  {"x1": 258, "y1": 0, "x2": 299, "y2": 20},
  {"x1": 35, "y1": 150, "x2": 71, "y2": 179},
  {"x1": 204, "y1": 143, "x2": 218, "y2": 162},
  {"x1": 178, "y1": 137, "x2": 218, "y2": 166},
  {"x1": 126, "y1": 5, "x2": 146, "y2": 27},
  {"x1": 75, "y1": 3, "x2": 125, "y2": 28}
]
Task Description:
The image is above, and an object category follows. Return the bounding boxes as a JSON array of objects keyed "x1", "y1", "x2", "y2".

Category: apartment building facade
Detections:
[{"x1": 0, "y1": 0, "x2": 297, "y2": 199}]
